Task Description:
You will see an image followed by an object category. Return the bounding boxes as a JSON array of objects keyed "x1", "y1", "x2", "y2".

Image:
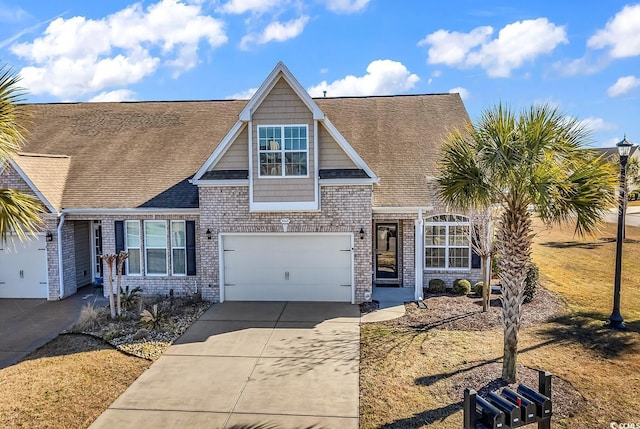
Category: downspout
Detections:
[
  {"x1": 57, "y1": 212, "x2": 65, "y2": 299},
  {"x1": 414, "y1": 208, "x2": 424, "y2": 300}
]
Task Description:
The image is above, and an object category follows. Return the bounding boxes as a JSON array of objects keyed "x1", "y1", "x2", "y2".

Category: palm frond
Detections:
[
  {"x1": 0, "y1": 188, "x2": 45, "y2": 243},
  {"x1": 0, "y1": 64, "x2": 28, "y2": 163}
]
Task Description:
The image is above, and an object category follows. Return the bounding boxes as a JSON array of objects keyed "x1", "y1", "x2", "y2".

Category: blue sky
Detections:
[{"x1": 1, "y1": 0, "x2": 639, "y2": 147}]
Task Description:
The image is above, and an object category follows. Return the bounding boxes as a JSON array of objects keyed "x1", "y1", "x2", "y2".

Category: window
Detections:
[
  {"x1": 145, "y1": 220, "x2": 167, "y2": 275},
  {"x1": 425, "y1": 215, "x2": 470, "y2": 270},
  {"x1": 171, "y1": 221, "x2": 186, "y2": 276},
  {"x1": 258, "y1": 125, "x2": 308, "y2": 177},
  {"x1": 125, "y1": 221, "x2": 141, "y2": 275}
]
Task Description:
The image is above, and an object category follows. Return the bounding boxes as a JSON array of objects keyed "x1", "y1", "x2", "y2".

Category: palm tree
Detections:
[
  {"x1": 437, "y1": 103, "x2": 616, "y2": 382},
  {"x1": 0, "y1": 64, "x2": 44, "y2": 243}
]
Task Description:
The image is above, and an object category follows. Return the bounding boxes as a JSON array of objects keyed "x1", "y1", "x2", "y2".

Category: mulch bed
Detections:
[{"x1": 374, "y1": 285, "x2": 567, "y2": 331}]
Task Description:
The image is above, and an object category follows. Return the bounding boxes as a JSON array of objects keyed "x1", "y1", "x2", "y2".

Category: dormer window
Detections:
[{"x1": 258, "y1": 125, "x2": 308, "y2": 177}]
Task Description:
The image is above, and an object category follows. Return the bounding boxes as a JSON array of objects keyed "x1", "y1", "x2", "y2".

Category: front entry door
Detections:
[{"x1": 375, "y1": 223, "x2": 398, "y2": 279}]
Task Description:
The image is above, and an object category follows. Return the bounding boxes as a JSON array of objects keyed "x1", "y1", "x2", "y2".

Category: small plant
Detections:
[
  {"x1": 103, "y1": 324, "x2": 121, "y2": 341},
  {"x1": 453, "y1": 278, "x2": 471, "y2": 295},
  {"x1": 524, "y1": 263, "x2": 539, "y2": 303},
  {"x1": 473, "y1": 281, "x2": 485, "y2": 296},
  {"x1": 71, "y1": 302, "x2": 105, "y2": 332},
  {"x1": 120, "y1": 285, "x2": 143, "y2": 311},
  {"x1": 428, "y1": 278, "x2": 446, "y2": 293},
  {"x1": 140, "y1": 304, "x2": 174, "y2": 331}
]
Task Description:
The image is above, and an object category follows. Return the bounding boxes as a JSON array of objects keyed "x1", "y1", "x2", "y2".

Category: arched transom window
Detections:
[{"x1": 424, "y1": 214, "x2": 470, "y2": 270}]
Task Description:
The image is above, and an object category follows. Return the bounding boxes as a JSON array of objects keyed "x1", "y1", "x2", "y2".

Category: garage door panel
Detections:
[
  {"x1": 222, "y1": 235, "x2": 352, "y2": 302},
  {"x1": 0, "y1": 236, "x2": 48, "y2": 299}
]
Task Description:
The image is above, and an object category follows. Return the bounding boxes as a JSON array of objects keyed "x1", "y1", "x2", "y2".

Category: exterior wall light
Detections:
[
  {"x1": 46, "y1": 231, "x2": 53, "y2": 242},
  {"x1": 359, "y1": 228, "x2": 365, "y2": 240},
  {"x1": 205, "y1": 228, "x2": 212, "y2": 240}
]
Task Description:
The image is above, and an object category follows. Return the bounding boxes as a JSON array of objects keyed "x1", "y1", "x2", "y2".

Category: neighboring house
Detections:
[{"x1": 0, "y1": 62, "x2": 482, "y2": 303}]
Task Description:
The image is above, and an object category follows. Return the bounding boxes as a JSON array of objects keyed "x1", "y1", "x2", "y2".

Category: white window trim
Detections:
[
  {"x1": 144, "y1": 220, "x2": 168, "y2": 276},
  {"x1": 171, "y1": 220, "x2": 187, "y2": 276},
  {"x1": 257, "y1": 124, "x2": 309, "y2": 178},
  {"x1": 125, "y1": 220, "x2": 142, "y2": 276},
  {"x1": 424, "y1": 216, "x2": 471, "y2": 271}
]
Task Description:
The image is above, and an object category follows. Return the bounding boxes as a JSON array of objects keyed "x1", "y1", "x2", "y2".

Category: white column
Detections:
[{"x1": 414, "y1": 209, "x2": 424, "y2": 300}]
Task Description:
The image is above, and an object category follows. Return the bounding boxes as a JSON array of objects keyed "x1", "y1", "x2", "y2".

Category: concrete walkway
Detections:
[
  {"x1": 361, "y1": 286, "x2": 414, "y2": 323},
  {"x1": 0, "y1": 285, "x2": 107, "y2": 369},
  {"x1": 90, "y1": 302, "x2": 360, "y2": 429}
]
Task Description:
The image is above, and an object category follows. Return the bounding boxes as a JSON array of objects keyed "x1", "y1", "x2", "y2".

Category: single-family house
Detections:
[{"x1": 0, "y1": 62, "x2": 482, "y2": 303}]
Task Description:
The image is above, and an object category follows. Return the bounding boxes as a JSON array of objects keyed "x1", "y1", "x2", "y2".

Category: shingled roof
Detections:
[
  {"x1": 12, "y1": 153, "x2": 71, "y2": 212},
  {"x1": 16, "y1": 93, "x2": 469, "y2": 209}
]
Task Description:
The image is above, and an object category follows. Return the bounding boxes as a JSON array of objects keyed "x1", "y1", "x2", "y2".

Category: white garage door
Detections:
[
  {"x1": 0, "y1": 235, "x2": 48, "y2": 298},
  {"x1": 222, "y1": 234, "x2": 353, "y2": 302}
]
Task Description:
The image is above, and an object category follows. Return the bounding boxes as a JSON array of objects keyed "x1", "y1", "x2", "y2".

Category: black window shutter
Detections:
[
  {"x1": 471, "y1": 249, "x2": 481, "y2": 269},
  {"x1": 114, "y1": 221, "x2": 126, "y2": 275},
  {"x1": 186, "y1": 220, "x2": 196, "y2": 276}
]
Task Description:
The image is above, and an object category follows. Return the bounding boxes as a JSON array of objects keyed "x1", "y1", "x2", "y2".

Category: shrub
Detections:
[
  {"x1": 524, "y1": 263, "x2": 539, "y2": 303},
  {"x1": 71, "y1": 302, "x2": 106, "y2": 332},
  {"x1": 103, "y1": 324, "x2": 120, "y2": 341},
  {"x1": 120, "y1": 285, "x2": 143, "y2": 310},
  {"x1": 473, "y1": 281, "x2": 485, "y2": 296},
  {"x1": 453, "y1": 278, "x2": 471, "y2": 295},
  {"x1": 140, "y1": 304, "x2": 174, "y2": 331},
  {"x1": 428, "y1": 278, "x2": 446, "y2": 293},
  {"x1": 492, "y1": 254, "x2": 501, "y2": 278}
]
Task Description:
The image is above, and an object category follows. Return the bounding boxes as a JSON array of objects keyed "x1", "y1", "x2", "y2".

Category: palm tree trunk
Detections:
[
  {"x1": 102, "y1": 255, "x2": 116, "y2": 319},
  {"x1": 497, "y1": 203, "x2": 532, "y2": 383},
  {"x1": 481, "y1": 255, "x2": 488, "y2": 312}
]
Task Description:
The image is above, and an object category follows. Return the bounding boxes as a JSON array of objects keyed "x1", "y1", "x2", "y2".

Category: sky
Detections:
[{"x1": 0, "y1": 0, "x2": 639, "y2": 148}]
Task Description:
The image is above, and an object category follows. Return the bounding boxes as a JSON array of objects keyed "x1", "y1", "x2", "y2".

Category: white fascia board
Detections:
[
  {"x1": 193, "y1": 121, "x2": 246, "y2": 180},
  {"x1": 372, "y1": 206, "x2": 434, "y2": 214},
  {"x1": 249, "y1": 201, "x2": 320, "y2": 212},
  {"x1": 320, "y1": 118, "x2": 379, "y2": 182},
  {"x1": 61, "y1": 208, "x2": 200, "y2": 216},
  {"x1": 9, "y1": 159, "x2": 58, "y2": 214},
  {"x1": 193, "y1": 179, "x2": 249, "y2": 187},
  {"x1": 239, "y1": 62, "x2": 324, "y2": 121},
  {"x1": 319, "y1": 178, "x2": 378, "y2": 185}
]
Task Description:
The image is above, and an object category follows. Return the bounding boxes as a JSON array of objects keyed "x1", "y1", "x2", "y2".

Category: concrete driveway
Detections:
[
  {"x1": 0, "y1": 286, "x2": 107, "y2": 369},
  {"x1": 90, "y1": 301, "x2": 360, "y2": 429}
]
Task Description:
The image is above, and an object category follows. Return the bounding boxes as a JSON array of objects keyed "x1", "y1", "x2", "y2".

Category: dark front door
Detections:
[{"x1": 375, "y1": 223, "x2": 398, "y2": 279}]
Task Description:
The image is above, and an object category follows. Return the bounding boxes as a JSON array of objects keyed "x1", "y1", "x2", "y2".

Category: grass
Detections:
[
  {"x1": 361, "y1": 219, "x2": 640, "y2": 428},
  {"x1": 531, "y1": 219, "x2": 640, "y2": 322},
  {"x1": 0, "y1": 334, "x2": 150, "y2": 429}
]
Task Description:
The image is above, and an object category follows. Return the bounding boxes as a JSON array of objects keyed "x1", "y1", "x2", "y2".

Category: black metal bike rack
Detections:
[{"x1": 463, "y1": 370, "x2": 552, "y2": 428}]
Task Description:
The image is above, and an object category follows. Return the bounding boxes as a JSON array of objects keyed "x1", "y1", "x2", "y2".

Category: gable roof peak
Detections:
[{"x1": 239, "y1": 62, "x2": 324, "y2": 121}]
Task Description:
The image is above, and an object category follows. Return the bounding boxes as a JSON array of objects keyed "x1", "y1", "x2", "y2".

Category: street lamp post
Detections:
[{"x1": 609, "y1": 136, "x2": 633, "y2": 329}]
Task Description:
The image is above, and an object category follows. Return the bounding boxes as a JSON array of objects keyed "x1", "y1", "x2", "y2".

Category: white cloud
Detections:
[
  {"x1": 240, "y1": 16, "x2": 309, "y2": 49},
  {"x1": 88, "y1": 89, "x2": 137, "y2": 102},
  {"x1": 11, "y1": 0, "x2": 227, "y2": 99},
  {"x1": 0, "y1": 4, "x2": 30, "y2": 22},
  {"x1": 320, "y1": 0, "x2": 370, "y2": 14},
  {"x1": 226, "y1": 87, "x2": 258, "y2": 99},
  {"x1": 418, "y1": 26, "x2": 493, "y2": 66},
  {"x1": 578, "y1": 116, "x2": 616, "y2": 132},
  {"x1": 607, "y1": 75, "x2": 640, "y2": 97},
  {"x1": 588, "y1": 4, "x2": 640, "y2": 58},
  {"x1": 419, "y1": 18, "x2": 567, "y2": 77},
  {"x1": 218, "y1": 0, "x2": 284, "y2": 14},
  {"x1": 307, "y1": 60, "x2": 419, "y2": 97},
  {"x1": 448, "y1": 86, "x2": 470, "y2": 100},
  {"x1": 553, "y1": 56, "x2": 608, "y2": 77}
]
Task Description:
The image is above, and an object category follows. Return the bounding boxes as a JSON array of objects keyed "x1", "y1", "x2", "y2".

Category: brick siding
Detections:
[{"x1": 198, "y1": 184, "x2": 373, "y2": 303}]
